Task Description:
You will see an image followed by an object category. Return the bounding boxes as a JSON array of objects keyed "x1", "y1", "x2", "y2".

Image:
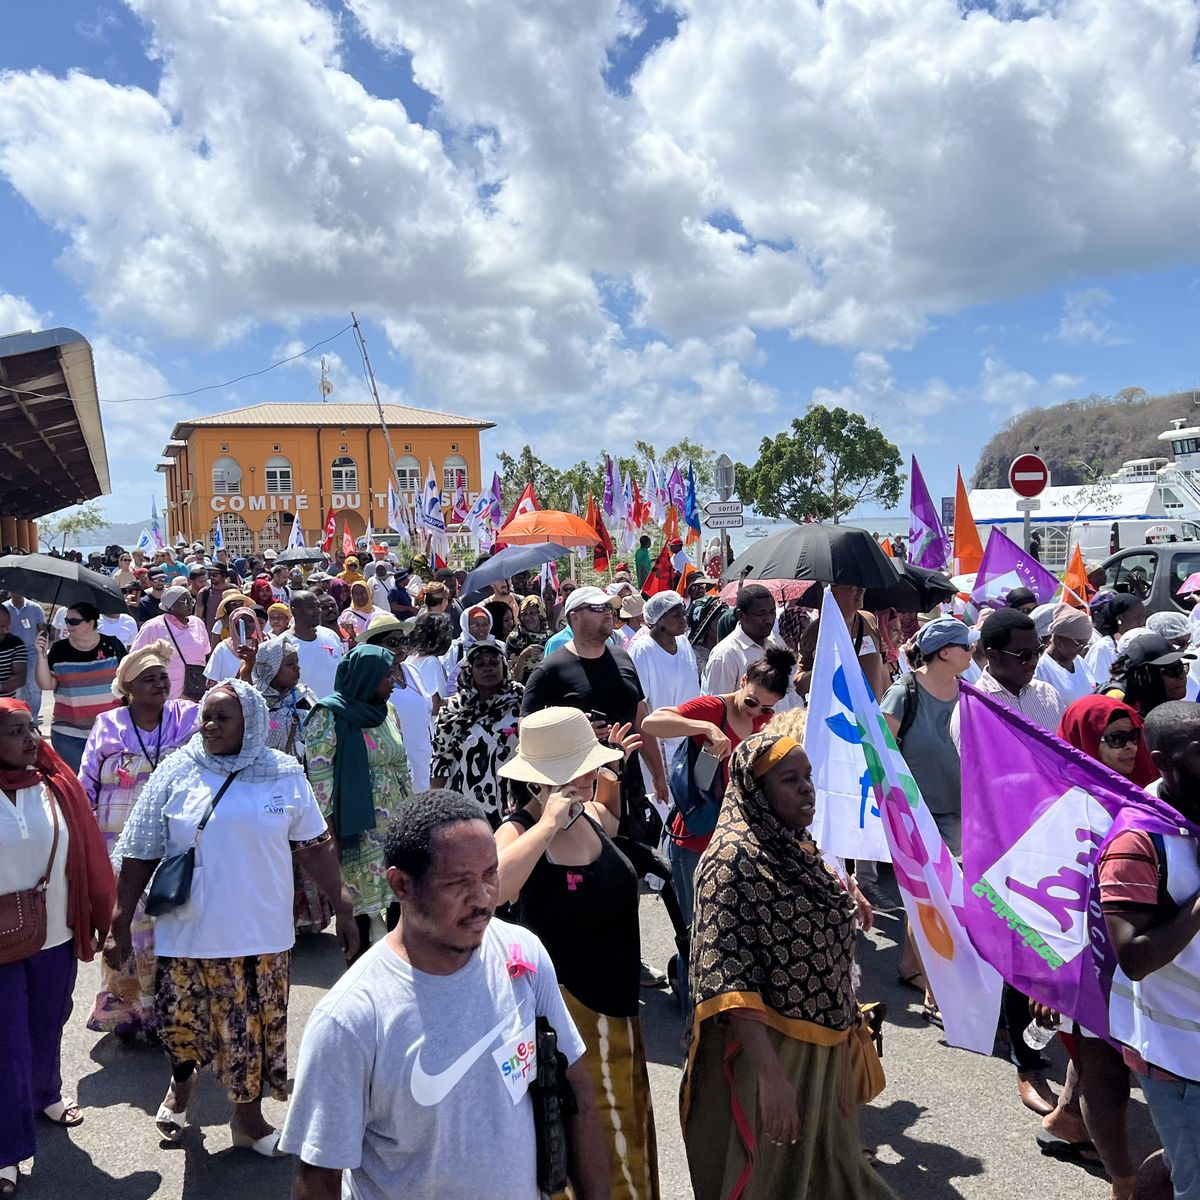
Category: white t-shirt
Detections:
[
  {"x1": 1085, "y1": 636, "x2": 1119, "y2": 688},
  {"x1": 152, "y1": 767, "x2": 326, "y2": 958},
  {"x1": 280, "y1": 920, "x2": 585, "y2": 1200},
  {"x1": 0, "y1": 784, "x2": 71, "y2": 950},
  {"x1": 390, "y1": 664, "x2": 434, "y2": 792},
  {"x1": 629, "y1": 633, "x2": 700, "y2": 793},
  {"x1": 289, "y1": 628, "x2": 345, "y2": 700},
  {"x1": 51, "y1": 606, "x2": 136, "y2": 647},
  {"x1": 204, "y1": 641, "x2": 241, "y2": 685},
  {"x1": 1034, "y1": 653, "x2": 1097, "y2": 706},
  {"x1": 410, "y1": 654, "x2": 449, "y2": 702}
]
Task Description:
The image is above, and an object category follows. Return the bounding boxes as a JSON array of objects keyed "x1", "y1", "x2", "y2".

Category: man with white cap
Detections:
[
  {"x1": 1034, "y1": 604, "x2": 1097, "y2": 705},
  {"x1": 629, "y1": 592, "x2": 699, "y2": 794}
]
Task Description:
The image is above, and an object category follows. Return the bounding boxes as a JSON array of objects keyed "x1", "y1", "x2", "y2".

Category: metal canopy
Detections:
[{"x1": 0, "y1": 327, "x2": 111, "y2": 518}]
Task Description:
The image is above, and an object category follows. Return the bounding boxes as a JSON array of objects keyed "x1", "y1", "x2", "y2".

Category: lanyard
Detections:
[{"x1": 131, "y1": 716, "x2": 165, "y2": 770}]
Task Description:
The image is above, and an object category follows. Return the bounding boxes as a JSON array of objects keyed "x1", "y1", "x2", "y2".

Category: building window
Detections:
[
  {"x1": 331, "y1": 455, "x2": 358, "y2": 493},
  {"x1": 212, "y1": 513, "x2": 254, "y2": 558},
  {"x1": 264, "y1": 455, "x2": 293, "y2": 495},
  {"x1": 211, "y1": 455, "x2": 242, "y2": 495},
  {"x1": 1041, "y1": 529, "x2": 1069, "y2": 571},
  {"x1": 443, "y1": 454, "x2": 468, "y2": 496},
  {"x1": 394, "y1": 454, "x2": 420, "y2": 493}
]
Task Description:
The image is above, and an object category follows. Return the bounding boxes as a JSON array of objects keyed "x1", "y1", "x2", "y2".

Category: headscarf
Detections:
[
  {"x1": 215, "y1": 593, "x2": 253, "y2": 637},
  {"x1": 874, "y1": 606, "x2": 900, "y2": 664},
  {"x1": 1048, "y1": 604, "x2": 1092, "y2": 641},
  {"x1": 460, "y1": 604, "x2": 493, "y2": 646},
  {"x1": 1056, "y1": 694, "x2": 1158, "y2": 787},
  {"x1": 689, "y1": 731, "x2": 857, "y2": 1031},
  {"x1": 507, "y1": 595, "x2": 548, "y2": 655},
  {"x1": 455, "y1": 640, "x2": 523, "y2": 724},
  {"x1": 1090, "y1": 591, "x2": 1140, "y2": 638},
  {"x1": 267, "y1": 601, "x2": 291, "y2": 624},
  {"x1": 112, "y1": 638, "x2": 174, "y2": 699},
  {"x1": 0, "y1": 699, "x2": 115, "y2": 962},
  {"x1": 251, "y1": 634, "x2": 295, "y2": 707},
  {"x1": 179, "y1": 679, "x2": 290, "y2": 781},
  {"x1": 312, "y1": 644, "x2": 394, "y2": 846},
  {"x1": 349, "y1": 580, "x2": 374, "y2": 612}
]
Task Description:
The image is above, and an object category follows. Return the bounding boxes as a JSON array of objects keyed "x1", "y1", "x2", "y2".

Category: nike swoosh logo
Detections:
[{"x1": 410, "y1": 1014, "x2": 513, "y2": 1107}]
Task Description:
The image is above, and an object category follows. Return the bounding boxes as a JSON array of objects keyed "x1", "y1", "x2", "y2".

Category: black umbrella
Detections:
[
  {"x1": 275, "y1": 546, "x2": 328, "y2": 566},
  {"x1": 0, "y1": 553, "x2": 125, "y2": 615},
  {"x1": 461, "y1": 543, "x2": 572, "y2": 605},
  {"x1": 864, "y1": 562, "x2": 958, "y2": 613},
  {"x1": 724, "y1": 524, "x2": 900, "y2": 591}
]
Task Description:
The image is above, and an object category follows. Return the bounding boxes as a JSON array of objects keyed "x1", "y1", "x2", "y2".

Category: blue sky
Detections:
[{"x1": 3, "y1": 0, "x2": 1200, "y2": 525}]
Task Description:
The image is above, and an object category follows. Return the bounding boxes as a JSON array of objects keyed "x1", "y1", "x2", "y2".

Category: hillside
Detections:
[{"x1": 972, "y1": 388, "x2": 1200, "y2": 488}]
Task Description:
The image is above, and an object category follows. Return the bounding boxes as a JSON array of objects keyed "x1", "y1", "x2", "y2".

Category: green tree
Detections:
[
  {"x1": 737, "y1": 406, "x2": 903, "y2": 524},
  {"x1": 39, "y1": 501, "x2": 108, "y2": 551}
]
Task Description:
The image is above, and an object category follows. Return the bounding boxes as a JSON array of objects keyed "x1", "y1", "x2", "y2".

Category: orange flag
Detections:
[
  {"x1": 880, "y1": 537, "x2": 894, "y2": 558},
  {"x1": 953, "y1": 469, "x2": 984, "y2": 576},
  {"x1": 1061, "y1": 543, "x2": 1092, "y2": 608},
  {"x1": 662, "y1": 505, "x2": 680, "y2": 544}
]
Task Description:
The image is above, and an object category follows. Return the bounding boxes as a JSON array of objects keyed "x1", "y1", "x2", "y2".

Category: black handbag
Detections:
[
  {"x1": 528, "y1": 1016, "x2": 576, "y2": 1194},
  {"x1": 163, "y1": 620, "x2": 207, "y2": 701},
  {"x1": 144, "y1": 770, "x2": 239, "y2": 917}
]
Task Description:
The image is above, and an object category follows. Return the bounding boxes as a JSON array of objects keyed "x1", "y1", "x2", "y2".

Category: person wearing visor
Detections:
[{"x1": 1104, "y1": 633, "x2": 1195, "y2": 719}]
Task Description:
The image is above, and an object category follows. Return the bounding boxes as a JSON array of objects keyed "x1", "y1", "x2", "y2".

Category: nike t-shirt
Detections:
[{"x1": 280, "y1": 918, "x2": 585, "y2": 1200}]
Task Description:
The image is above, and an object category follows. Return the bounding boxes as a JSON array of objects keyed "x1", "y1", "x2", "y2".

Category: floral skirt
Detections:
[
  {"x1": 156, "y1": 952, "x2": 291, "y2": 1103},
  {"x1": 87, "y1": 896, "x2": 157, "y2": 1035}
]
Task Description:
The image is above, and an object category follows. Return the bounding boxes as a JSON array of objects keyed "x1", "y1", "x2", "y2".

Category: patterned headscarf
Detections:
[
  {"x1": 251, "y1": 635, "x2": 295, "y2": 708},
  {"x1": 689, "y1": 731, "x2": 858, "y2": 1031},
  {"x1": 112, "y1": 638, "x2": 174, "y2": 698}
]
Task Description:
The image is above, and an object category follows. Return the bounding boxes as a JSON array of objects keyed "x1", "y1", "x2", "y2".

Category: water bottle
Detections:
[{"x1": 1023, "y1": 1021, "x2": 1057, "y2": 1051}]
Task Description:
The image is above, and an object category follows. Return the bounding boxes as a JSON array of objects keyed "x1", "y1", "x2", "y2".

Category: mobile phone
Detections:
[
  {"x1": 694, "y1": 748, "x2": 721, "y2": 791},
  {"x1": 589, "y1": 710, "x2": 609, "y2": 725}
]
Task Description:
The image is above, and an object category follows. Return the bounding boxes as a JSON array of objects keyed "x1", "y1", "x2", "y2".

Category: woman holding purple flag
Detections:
[{"x1": 1031, "y1": 695, "x2": 1160, "y2": 1200}]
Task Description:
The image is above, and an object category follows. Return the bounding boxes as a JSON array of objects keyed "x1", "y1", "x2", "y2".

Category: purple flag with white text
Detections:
[
  {"x1": 971, "y1": 527, "x2": 1061, "y2": 605},
  {"x1": 908, "y1": 456, "x2": 950, "y2": 571},
  {"x1": 958, "y1": 683, "x2": 1195, "y2": 1036}
]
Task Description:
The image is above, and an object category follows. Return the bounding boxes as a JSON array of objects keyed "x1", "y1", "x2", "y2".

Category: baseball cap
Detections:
[
  {"x1": 160, "y1": 585, "x2": 190, "y2": 611},
  {"x1": 187, "y1": 564, "x2": 207, "y2": 579},
  {"x1": 644, "y1": 590, "x2": 685, "y2": 627},
  {"x1": 1124, "y1": 633, "x2": 1194, "y2": 668},
  {"x1": 147, "y1": 569, "x2": 167, "y2": 583},
  {"x1": 563, "y1": 586, "x2": 620, "y2": 617},
  {"x1": 915, "y1": 616, "x2": 978, "y2": 656}
]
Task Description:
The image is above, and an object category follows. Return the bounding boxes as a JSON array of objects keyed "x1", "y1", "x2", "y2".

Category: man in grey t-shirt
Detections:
[{"x1": 281, "y1": 791, "x2": 610, "y2": 1200}]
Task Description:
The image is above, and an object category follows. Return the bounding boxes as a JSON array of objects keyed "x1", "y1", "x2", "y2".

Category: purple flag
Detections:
[
  {"x1": 602, "y1": 456, "x2": 615, "y2": 518},
  {"x1": 971, "y1": 526, "x2": 1061, "y2": 604},
  {"x1": 908, "y1": 456, "x2": 951, "y2": 570},
  {"x1": 958, "y1": 683, "x2": 1196, "y2": 1037},
  {"x1": 667, "y1": 465, "x2": 686, "y2": 512}
]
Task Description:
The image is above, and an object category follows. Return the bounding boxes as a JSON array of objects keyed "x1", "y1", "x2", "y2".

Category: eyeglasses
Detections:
[
  {"x1": 1100, "y1": 730, "x2": 1141, "y2": 749},
  {"x1": 742, "y1": 696, "x2": 775, "y2": 716},
  {"x1": 581, "y1": 603, "x2": 615, "y2": 614},
  {"x1": 996, "y1": 647, "x2": 1039, "y2": 665},
  {"x1": 1158, "y1": 661, "x2": 1189, "y2": 678},
  {"x1": 64, "y1": 616, "x2": 86, "y2": 626}
]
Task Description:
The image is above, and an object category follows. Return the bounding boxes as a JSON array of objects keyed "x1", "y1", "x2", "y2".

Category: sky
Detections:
[{"x1": 3, "y1": 0, "x2": 1200, "y2": 526}]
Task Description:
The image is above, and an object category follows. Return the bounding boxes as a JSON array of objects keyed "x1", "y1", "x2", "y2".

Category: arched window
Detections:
[
  {"x1": 331, "y1": 455, "x2": 358, "y2": 493},
  {"x1": 394, "y1": 454, "x2": 420, "y2": 493},
  {"x1": 443, "y1": 454, "x2": 468, "y2": 496},
  {"x1": 264, "y1": 455, "x2": 292, "y2": 495},
  {"x1": 211, "y1": 455, "x2": 242, "y2": 495}
]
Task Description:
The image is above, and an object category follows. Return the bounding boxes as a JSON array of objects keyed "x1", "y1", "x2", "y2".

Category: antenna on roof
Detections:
[{"x1": 319, "y1": 357, "x2": 333, "y2": 401}]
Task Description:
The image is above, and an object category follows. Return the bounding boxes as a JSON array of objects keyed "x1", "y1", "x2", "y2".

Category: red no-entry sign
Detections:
[{"x1": 1009, "y1": 453, "x2": 1050, "y2": 498}]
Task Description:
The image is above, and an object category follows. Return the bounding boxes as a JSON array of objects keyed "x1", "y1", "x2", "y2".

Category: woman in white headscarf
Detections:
[{"x1": 109, "y1": 680, "x2": 357, "y2": 1156}]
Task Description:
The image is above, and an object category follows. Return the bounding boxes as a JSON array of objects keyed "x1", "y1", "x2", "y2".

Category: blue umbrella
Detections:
[{"x1": 460, "y1": 543, "x2": 572, "y2": 604}]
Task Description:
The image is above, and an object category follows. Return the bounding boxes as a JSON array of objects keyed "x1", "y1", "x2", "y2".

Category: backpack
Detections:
[
  {"x1": 894, "y1": 672, "x2": 921, "y2": 748},
  {"x1": 667, "y1": 699, "x2": 729, "y2": 838}
]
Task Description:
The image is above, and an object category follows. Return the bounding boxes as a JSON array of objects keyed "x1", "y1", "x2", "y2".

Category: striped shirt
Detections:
[
  {"x1": 0, "y1": 633, "x2": 28, "y2": 696},
  {"x1": 950, "y1": 668, "x2": 1066, "y2": 748},
  {"x1": 46, "y1": 634, "x2": 126, "y2": 740}
]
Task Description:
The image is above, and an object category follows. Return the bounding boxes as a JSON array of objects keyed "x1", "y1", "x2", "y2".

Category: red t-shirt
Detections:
[{"x1": 669, "y1": 694, "x2": 771, "y2": 852}]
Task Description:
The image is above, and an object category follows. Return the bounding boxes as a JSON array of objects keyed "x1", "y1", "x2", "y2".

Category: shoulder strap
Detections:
[
  {"x1": 195, "y1": 769, "x2": 241, "y2": 838},
  {"x1": 1148, "y1": 832, "x2": 1171, "y2": 909},
  {"x1": 896, "y1": 673, "x2": 920, "y2": 747},
  {"x1": 503, "y1": 807, "x2": 538, "y2": 832},
  {"x1": 853, "y1": 614, "x2": 866, "y2": 655},
  {"x1": 37, "y1": 791, "x2": 60, "y2": 889},
  {"x1": 162, "y1": 618, "x2": 186, "y2": 660}
]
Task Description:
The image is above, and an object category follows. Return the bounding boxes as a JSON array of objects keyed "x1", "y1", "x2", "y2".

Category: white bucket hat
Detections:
[{"x1": 498, "y1": 706, "x2": 622, "y2": 787}]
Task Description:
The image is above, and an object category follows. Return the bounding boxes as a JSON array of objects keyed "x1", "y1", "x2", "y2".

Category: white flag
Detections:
[{"x1": 287, "y1": 517, "x2": 304, "y2": 549}]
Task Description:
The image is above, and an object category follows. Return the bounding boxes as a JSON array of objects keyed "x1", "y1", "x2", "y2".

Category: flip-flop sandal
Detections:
[
  {"x1": 921, "y1": 1002, "x2": 944, "y2": 1028},
  {"x1": 1036, "y1": 1129, "x2": 1102, "y2": 1165},
  {"x1": 40, "y1": 1099, "x2": 84, "y2": 1127}
]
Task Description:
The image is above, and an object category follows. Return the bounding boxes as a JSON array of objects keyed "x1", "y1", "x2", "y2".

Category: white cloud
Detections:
[
  {"x1": 0, "y1": 291, "x2": 46, "y2": 335},
  {"x1": 1055, "y1": 286, "x2": 1128, "y2": 345}
]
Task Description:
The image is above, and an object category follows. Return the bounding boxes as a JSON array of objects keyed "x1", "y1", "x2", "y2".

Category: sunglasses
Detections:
[
  {"x1": 1158, "y1": 661, "x2": 1189, "y2": 678},
  {"x1": 581, "y1": 603, "x2": 615, "y2": 614},
  {"x1": 996, "y1": 647, "x2": 1039, "y2": 665},
  {"x1": 379, "y1": 635, "x2": 408, "y2": 649},
  {"x1": 1100, "y1": 730, "x2": 1141, "y2": 749},
  {"x1": 742, "y1": 695, "x2": 776, "y2": 717},
  {"x1": 64, "y1": 616, "x2": 87, "y2": 626}
]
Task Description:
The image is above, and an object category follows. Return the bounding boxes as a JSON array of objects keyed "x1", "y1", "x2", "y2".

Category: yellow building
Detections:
[{"x1": 157, "y1": 402, "x2": 494, "y2": 555}]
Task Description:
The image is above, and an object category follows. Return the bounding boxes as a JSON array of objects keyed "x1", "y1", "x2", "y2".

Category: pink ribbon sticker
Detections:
[
  {"x1": 506, "y1": 944, "x2": 537, "y2": 980},
  {"x1": 566, "y1": 872, "x2": 583, "y2": 892}
]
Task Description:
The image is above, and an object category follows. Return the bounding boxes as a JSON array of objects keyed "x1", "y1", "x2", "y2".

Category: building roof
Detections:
[
  {"x1": 170, "y1": 402, "x2": 495, "y2": 443},
  {"x1": 0, "y1": 326, "x2": 111, "y2": 518},
  {"x1": 968, "y1": 481, "x2": 1165, "y2": 525}
]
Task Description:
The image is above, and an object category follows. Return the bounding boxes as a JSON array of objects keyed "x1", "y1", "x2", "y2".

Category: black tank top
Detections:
[{"x1": 502, "y1": 811, "x2": 641, "y2": 1017}]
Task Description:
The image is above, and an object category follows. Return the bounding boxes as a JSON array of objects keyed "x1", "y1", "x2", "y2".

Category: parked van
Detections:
[{"x1": 1100, "y1": 541, "x2": 1200, "y2": 614}]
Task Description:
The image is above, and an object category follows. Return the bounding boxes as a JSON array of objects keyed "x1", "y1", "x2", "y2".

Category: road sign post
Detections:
[
  {"x1": 1008, "y1": 453, "x2": 1050, "y2": 554},
  {"x1": 714, "y1": 454, "x2": 735, "y2": 574}
]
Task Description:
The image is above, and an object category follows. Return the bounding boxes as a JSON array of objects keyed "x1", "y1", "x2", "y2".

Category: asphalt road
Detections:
[{"x1": 23, "y1": 871, "x2": 1160, "y2": 1199}]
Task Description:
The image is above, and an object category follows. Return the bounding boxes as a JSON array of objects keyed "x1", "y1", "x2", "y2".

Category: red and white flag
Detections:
[
  {"x1": 320, "y1": 507, "x2": 337, "y2": 553},
  {"x1": 502, "y1": 481, "x2": 540, "y2": 529}
]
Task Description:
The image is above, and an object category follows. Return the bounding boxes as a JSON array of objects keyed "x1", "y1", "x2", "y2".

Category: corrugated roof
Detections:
[{"x1": 172, "y1": 402, "x2": 494, "y2": 438}]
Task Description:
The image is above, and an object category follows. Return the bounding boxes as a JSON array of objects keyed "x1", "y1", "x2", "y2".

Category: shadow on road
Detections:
[
  {"x1": 22, "y1": 1131, "x2": 161, "y2": 1200},
  {"x1": 867, "y1": 1099, "x2": 985, "y2": 1199}
]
